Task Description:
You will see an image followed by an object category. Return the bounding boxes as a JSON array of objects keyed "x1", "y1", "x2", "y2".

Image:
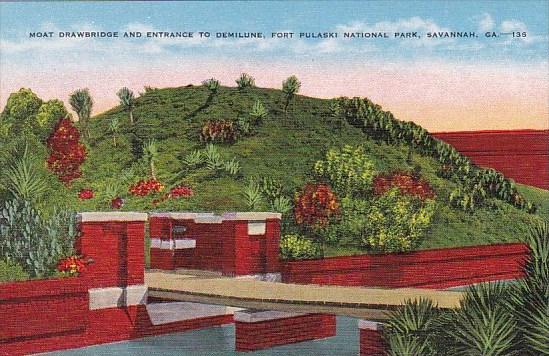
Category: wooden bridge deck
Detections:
[{"x1": 145, "y1": 271, "x2": 464, "y2": 320}]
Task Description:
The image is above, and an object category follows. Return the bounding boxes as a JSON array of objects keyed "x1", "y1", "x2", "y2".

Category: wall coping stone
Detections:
[
  {"x1": 78, "y1": 212, "x2": 148, "y2": 222},
  {"x1": 234, "y1": 310, "x2": 308, "y2": 323},
  {"x1": 222, "y1": 212, "x2": 282, "y2": 220},
  {"x1": 149, "y1": 212, "x2": 215, "y2": 219},
  {"x1": 358, "y1": 320, "x2": 385, "y2": 331}
]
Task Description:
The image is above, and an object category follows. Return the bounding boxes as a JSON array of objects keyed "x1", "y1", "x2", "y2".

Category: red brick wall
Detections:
[
  {"x1": 360, "y1": 329, "x2": 385, "y2": 356},
  {"x1": 149, "y1": 216, "x2": 281, "y2": 276},
  {"x1": 0, "y1": 277, "x2": 89, "y2": 343},
  {"x1": 433, "y1": 130, "x2": 549, "y2": 190},
  {"x1": 235, "y1": 314, "x2": 336, "y2": 351},
  {"x1": 281, "y1": 243, "x2": 528, "y2": 289}
]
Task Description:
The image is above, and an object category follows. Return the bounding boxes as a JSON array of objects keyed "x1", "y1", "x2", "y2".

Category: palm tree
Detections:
[
  {"x1": 143, "y1": 139, "x2": 158, "y2": 179},
  {"x1": 109, "y1": 118, "x2": 120, "y2": 147},
  {"x1": 282, "y1": 75, "x2": 301, "y2": 113},
  {"x1": 117, "y1": 87, "x2": 135, "y2": 124},
  {"x1": 69, "y1": 88, "x2": 93, "y2": 139}
]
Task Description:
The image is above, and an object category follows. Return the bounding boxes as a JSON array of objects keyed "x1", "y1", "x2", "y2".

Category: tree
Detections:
[
  {"x1": 1, "y1": 88, "x2": 43, "y2": 135},
  {"x1": 69, "y1": 89, "x2": 93, "y2": 139},
  {"x1": 109, "y1": 118, "x2": 120, "y2": 147},
  {"x1": 282, "y1": 75, "x2": 301, "y2": 113},
  {"x1": 46, "y1": 118, "x2": 86, "y2": 185},
  {"x1": 143, "y1": 139, "x2": 158, "y2": 180},
  {"x1": 35, "y1": 99, "x2": 69, "y2": 140},
  {"x1": 117, "y1": 87, "x2": 135, "y2": 124}
]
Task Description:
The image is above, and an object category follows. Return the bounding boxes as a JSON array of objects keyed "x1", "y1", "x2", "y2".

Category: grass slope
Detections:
[{"x1": 75, "y1": 85, "x2": 548, "y2": 252}]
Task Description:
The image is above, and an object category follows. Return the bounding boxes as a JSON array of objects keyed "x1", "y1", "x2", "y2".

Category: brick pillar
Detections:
[
  {"x1": 264, "y1": 218, "x2": 281, "y2": 273},
  {"x1": 359, "y1": 320, "x2": 386, "y2": 356},
  {"x1": 77, "y1": 212, "x2": 148, "y2": 311}
]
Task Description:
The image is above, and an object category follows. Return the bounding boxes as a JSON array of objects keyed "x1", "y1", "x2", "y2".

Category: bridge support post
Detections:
[
  {"x1": 234, "y1": 310, "x2": 336, "y2": 351},
  {"x1": 359, "y1": 320, "x2": 386, "y2": 356}
]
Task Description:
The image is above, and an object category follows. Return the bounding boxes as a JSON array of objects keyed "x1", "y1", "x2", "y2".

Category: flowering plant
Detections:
[
  {"x1": 46, "y1": 118, "x2": 87, "y2": 185},
  {"x1": 57, "y1": 255, "x2": 87, "y2": 276},
  {"x1": 294, "y1": 183, "x2": 339, "y2": 227},
  {"x1": 373, "y1": 171, "x2": 436, "y2": 201},
  {"x1": 78, "y1": 188, "x2": 94, "y2": 200},
  {"x1": 129, "y1": 179, "x2": 164, "y2": 196},
  {"x1": 169, "y1": 185, "x2": 194, "y2": 198}
]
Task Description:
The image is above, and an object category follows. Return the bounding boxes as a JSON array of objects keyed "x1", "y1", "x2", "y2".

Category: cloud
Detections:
[{"x1": 476, "y1": 13, "x2": 495, "y2": 32}]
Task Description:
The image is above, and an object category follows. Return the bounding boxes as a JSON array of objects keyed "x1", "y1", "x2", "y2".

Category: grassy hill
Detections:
[{"x1": 69, "y1": 85, "x2": 548, "y2": 253}]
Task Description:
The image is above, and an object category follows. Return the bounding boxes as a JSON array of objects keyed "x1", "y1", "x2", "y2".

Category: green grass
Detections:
[{"x1": 60, "y1": 85, "x2": 549, "y2": 254}]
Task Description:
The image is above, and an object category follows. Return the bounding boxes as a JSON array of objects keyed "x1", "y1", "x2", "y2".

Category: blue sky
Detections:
[
  {"x1": 1, "y1": 1, "x2": 547, "y2": 131},
  {"x1": 1, "y1": 1, "x2": 547, "y2": 62}
]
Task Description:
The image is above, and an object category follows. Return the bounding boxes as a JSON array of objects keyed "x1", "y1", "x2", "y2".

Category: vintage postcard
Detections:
[{"x1": 0, "y1": 1, "x2": 548, "y2": 355}]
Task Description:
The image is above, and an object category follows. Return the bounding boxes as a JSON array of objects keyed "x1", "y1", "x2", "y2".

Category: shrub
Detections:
[
  {"x1": 236, "y1": 73, "x2": 255, "y2": 89},
  {"x1": 202, "y1": 78, "x2": 220, "y2": 93},
  {"x1": 384, "y1": 298, "x2": 441, "y2": 356},
  {"x1": 314, "y1": 145, "x2": 375, "y2": 197},
  {"x1": 129, "y1": 179, "x2": 164, "y2": 196},
  {"x1": 373, "y1": 171, "x2": 436, "y2": 201},
  {"x1": 200, "y1": 120, "x2": 237, "y2": 143},
  {"x1": 294, "y1": 183, "x2": 339, "y2": 228},
  {"x1": 280, "y1": 234, "x2": 322, "y2": 260},
  {"x1": 242, "y1": 178, "x2": 264, "y2": 211},
  {"x1": 169, "y1": 185, "x2": 194, "y2": 198},
  {"x1": 0, "y1": 259, "x2": 29, "y2": 282},
  {"x1": 250, "y1": 100, "x2": 267, "y2": 124},
  {"x1": 56, "y1": 255, "x2": 87, "y2": 276},
  {"x1": 78, "y1": 188, "x2": 94, "y2": 200},
  {"x1": 360, "y1": 189, "x2": 435, "y2": 252},
  {"x1": 46, "y1": 118, "x2": 87, "y2": 185},
  {"x1": 0, "y1": 199, "x2": 77, "y2": 278}
]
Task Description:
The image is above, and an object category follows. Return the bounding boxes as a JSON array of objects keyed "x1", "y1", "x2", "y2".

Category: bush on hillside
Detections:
[
  {"x1": 314, "y1": 145, "x2": 375, "y2": 197},
  {"x1": 280, "y1": 234, "x2": 322, "y2": 260}
]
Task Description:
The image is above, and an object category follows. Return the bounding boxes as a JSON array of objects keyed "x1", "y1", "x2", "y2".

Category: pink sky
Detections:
[{"x1": 1, "y1": 59, "x2": 547, "y2": 132}]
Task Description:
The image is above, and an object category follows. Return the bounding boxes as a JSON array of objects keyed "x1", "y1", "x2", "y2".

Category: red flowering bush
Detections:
[
  {"x1": 129, "y1": 179, "x2": 164, "y2": 196},
  {"x1": 78, "y1": 188, "x2": 94, "y2": 200},
  {"x1": 111, "y1": 197, "x2": 124, "y2": 209},
  {"x1": 373, "y1": 171, "x2": 435, "y2": 201},
  {"x1": 46, "y1": 118, "x2": 87, "y2": 185},
  {"x1": 294, "y1": 183, "x2": 340, "y2": 227},
  {"x1": 200, "y1": 120, "x2": 237, "y2": 143},
  {"x1": 169, "y1": 185, "x2": 194, "y2": 198},
  {"x1": 57, "y1": 255, "x2": 87, "y2": 276}
]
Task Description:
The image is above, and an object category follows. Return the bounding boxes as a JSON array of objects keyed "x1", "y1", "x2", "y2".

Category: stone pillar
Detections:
[{"x1": 359, "y1": 320, "x2": 386, "y2": 356}]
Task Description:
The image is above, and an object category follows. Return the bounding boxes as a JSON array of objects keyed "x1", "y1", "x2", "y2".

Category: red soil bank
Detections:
[
  {"x1": 234, "y1": 312, "x2": 336, "y2": 351},
  {"x1": 281, "y1": 243, "x2": 528, "y2": 289},
  {"x1": 433, "y1": 130, "x2": 549, "y2": 190}
]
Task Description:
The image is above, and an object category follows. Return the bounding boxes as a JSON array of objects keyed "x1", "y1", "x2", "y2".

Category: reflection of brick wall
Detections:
[
  {"x1": 433, "y1": 130, "x2": 549, "y2": 190},
  {"x1": 149, "y1": 212, "x2": 281, "y2": 276},
  {"x1": 234, "y1": 312, "x2": 336, "y2": 351},
  {"x1": 281, "y1": 243, "x2": 528, "y2": 289}
]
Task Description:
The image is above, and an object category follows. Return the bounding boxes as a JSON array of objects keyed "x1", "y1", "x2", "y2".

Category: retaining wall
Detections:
[
  {"x1": 433, "y1": 129, "x2": 549, "y2": 190},
  {"x1": 281, "y1": 243, "x2": 528, "y2": 289}
]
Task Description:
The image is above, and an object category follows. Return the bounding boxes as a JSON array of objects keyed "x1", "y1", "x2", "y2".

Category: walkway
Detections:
[{"x1": 145, "y1": 270, "x2": 463, "y2": 320}]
